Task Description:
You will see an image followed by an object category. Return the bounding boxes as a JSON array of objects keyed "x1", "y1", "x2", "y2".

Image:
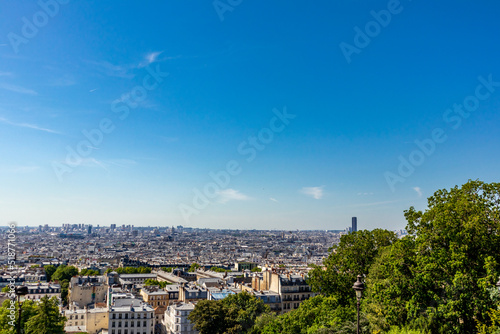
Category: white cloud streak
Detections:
[
  {"x1": 413, "y1": 187, "x2": 423, "y2": 198},
  {"x1": 0, "y1": 83, "x2": 37, "y2": 95},
  {"x1": 217, "y1": 189, "x2": 251, "y2": 204},
  {"x1": 301, "y1": 186, "x2": 324, "y2": 199},
  {"x1": 0, "y1": 117, "x2": 61, "y2": 134}
]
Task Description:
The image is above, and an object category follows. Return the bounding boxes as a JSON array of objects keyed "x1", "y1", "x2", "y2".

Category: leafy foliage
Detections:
[
  {"x1": 211, "y1": 266, "x2": 231, "y2": 273},
  {"x1": 115, "y1": 266, "x2": 152, "y2": 274},
  {"x1": 365, "y1": 180, "x2": 500, "y2": 333},
  {"x1": 0, "y1": 297, "x2": 63, "y2": 334},
  {"x1": 143, "y1": 279, "x2": 171, "y2": 288},
  {"x1": 188, "y1": 291, "x2": 269, "y2": 333},
  {"x1": 189, "y1": 263, "x2": 201, "y2": 272},
  {"x1": 308, "y1": 229, "x2": 397, "y2": 306},
  {"x1": 43, "y1": 265, "x2": 56, "y2": 282},
  {"x1": 51, "y1": 265, "x2": 78, "y2": 282},
  {"x1": 79, "y1": 269, "x2": 100, "y2": 276},
  {"x1": 24, "y1": 296, "x2": 66, "y2": 334}
]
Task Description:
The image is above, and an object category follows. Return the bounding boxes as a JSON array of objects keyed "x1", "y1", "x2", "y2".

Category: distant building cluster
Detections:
[{"x1": 0, "y1": 221, "x2": 405, "y2": 333}]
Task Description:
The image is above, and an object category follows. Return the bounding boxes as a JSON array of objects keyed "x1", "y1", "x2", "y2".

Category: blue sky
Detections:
[{"x1": 0, "y1": 0, "x2": 499, "y2": 230}]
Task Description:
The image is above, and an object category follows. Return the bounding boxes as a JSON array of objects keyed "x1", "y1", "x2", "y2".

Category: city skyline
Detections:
[{"x1": 1, "y1": 1, "x2": 499, "y2": 230}]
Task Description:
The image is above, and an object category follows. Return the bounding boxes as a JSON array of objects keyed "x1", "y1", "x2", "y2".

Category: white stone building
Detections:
[
  {"x1": 108, "y1": 293, "x2": 155, "y2": 334},
  {"x1": 162, "y1": 302, "x2": 198, "y2": 334}
]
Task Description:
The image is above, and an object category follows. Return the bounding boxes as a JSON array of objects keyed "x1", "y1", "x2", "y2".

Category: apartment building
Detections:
[
  {"x1": 25, "y1": 283, "x2": 61, "y2": 301},
  {"x1": 108, "y1": 294, "x2": 155, "y2": 334},
  {"x1": 252, "y1": 270, "x2": 313, "y2": 313},
  {"x1": 163, "y1": 302, "x2": 198, "y2": 334},
  {"x1": 178, "y1": 284, "x2": 207, "y2": 303},
  {"x1": 64, "y1": 306, "x2": 108, "y2": 334},
  {"x1": 69, "y1": 275, "x2": 108, "y2": 307}
]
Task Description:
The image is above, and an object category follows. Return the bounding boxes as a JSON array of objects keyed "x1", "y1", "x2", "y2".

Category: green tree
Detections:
[
  {"x1": 189, "y1": 263, "x2": 201, "y2": 272},
  {"x1": 0, "y1": 299, "x2": 36, "y2": 334},
  {"x1": 43, "y1": 265, "x2": 56, "y2": 282},
  {"x1": 364, "y1": 236, "x2": 419, "y2": 332},
  {"x1": 60, "y1": 280, "x2": 70, "y2": 305},
  {"x1": 365, "y1": 180, "x2": 500, "y2": 333},
  {"x1": 188, "y1": 300, "x2": 228, "y2": 334},
  {"x1": 189, "y1": 291, "x2": 269, "y2": 333},
  {"x1": 257, "y1": 295, "x2": 368, "y2": 334},
  {"x1": 308, "y1": 229, "x2": 397, "y2": 307},
  {"x1": 79, "y1": 269, "x2": 100, "y2": 276},
  {"x1": 51, "y1": 265, "x2": 78, "y2": 282},
  {"x1": 24, "y1": 296, "x2": 66, "y2": 334},
  {"x1": 143, "y1": 279, "x2": 170, "y2": 288},
  {"x1": 222, "y1": 291, "x2": 270, "y2": 333},
  {"x1": 402, "y1": 180, "x2": 500, "y2": 333}
]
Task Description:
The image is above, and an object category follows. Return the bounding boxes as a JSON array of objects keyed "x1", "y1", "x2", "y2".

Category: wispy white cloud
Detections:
[
  {"x1": 0, "y1": 71, "x2": 12, "y2": 76},
  {"x1": 357, "y1": 192, "x2": 374, "y2": 196},
  {"x1": 88, "y1": 51, "x2": 169, "y2": 78},
  {"x1": 413, "y1": 187, "x2": 423, "y2": 198},
  {"x1": 0, "y1": 83, "x2": 37, "y2": 95},
  {"x1": 270, "y1": 198, "x2": 278, "y2": 202},
  {"x1": 139, "y1": 51, "x2": 163, "y2": 68},
  {"x1": 301, "y1": 186, "x2": 324, "y2": 200},
  {"x1": 0, "y1": 117, "x2": 61, "y2": 134},
  {"x1": 86, "y1": 60, "x2": 135, "y2": 79},
  {"x1": 217, "y1": 189, "x2": 251, "y2": 204},
  {"x1": 79, "y1": 158, "x2": 109, "y2": 172}
]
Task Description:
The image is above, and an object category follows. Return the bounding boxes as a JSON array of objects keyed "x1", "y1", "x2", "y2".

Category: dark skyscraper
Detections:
[{"x1": 352, "y1": 217, "x2": 357, "y2": 232}]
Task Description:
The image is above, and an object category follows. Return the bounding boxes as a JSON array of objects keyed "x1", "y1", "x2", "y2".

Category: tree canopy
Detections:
[
  {"x1": 0, "y1": 297, "x2": 64, "y2": 334},
  {"x1": 365, "y1": 180, "x2": 500, "y2": 332},
  {"x1": 143, "y1": 279, "x2": 171, "y2": 288},
  {"x1": 188, "y1": 291, "x2": 270, "y2": 333}
]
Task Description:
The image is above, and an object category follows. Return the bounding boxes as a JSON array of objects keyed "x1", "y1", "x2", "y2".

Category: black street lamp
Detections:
[
  {"x1": 15, "y1": 286, "x2": 28, "y2": 334},
  {"x1": 352, "y1": 275, "x2": 365, "y2": 334}
]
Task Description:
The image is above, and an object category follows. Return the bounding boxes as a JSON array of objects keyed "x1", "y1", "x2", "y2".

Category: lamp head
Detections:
[{"x1": 352, "y1": 275, "x2": 365, "y2": 301}]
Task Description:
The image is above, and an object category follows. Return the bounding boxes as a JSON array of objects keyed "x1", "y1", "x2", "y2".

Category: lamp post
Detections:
[
  {"x1": 15, "y1": 286, "x2": 28, "y2": 334},
  {"x1": 352, "y1": 275, "x2": 365, "y2": 334}
]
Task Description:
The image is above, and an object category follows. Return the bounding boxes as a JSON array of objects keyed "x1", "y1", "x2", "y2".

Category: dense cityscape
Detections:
[{"x1": 0, "y1": 218, "x2": 404, "y2": 334}]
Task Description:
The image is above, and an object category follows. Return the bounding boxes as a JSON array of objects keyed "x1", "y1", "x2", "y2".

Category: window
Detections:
[
  {"x1": 112, "y1": 321, "x2": 115, "y2": 327},
  {"x1": 143, "y1": 320, "x2": 146, "y2": 327}
]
